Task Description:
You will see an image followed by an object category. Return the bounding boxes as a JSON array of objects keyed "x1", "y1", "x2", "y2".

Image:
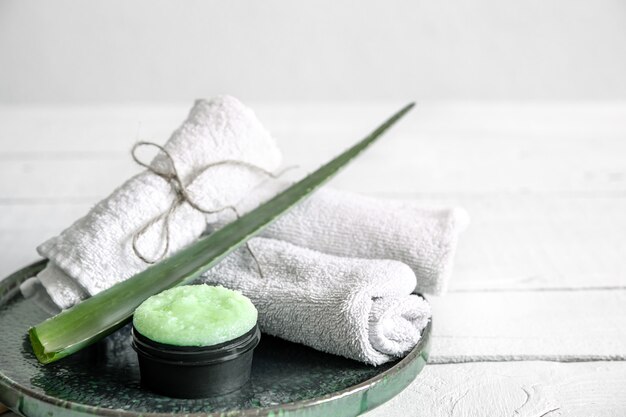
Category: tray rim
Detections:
[{"x1": 0, "y1": 260, "x2": 430, "y2": 417}]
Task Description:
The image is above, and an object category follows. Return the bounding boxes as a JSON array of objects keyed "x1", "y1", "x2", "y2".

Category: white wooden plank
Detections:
[
  {"x1": 364, "y1": 361, "x2": 626, "y2": 417},
  {"x1": 0, "y1": 159, "x2": 139, "y2": 201},
  {"x1": 2, "y1": 131, "x2": 626, "y2": 197},
  {"x1": 2, "y1": 103, "x2": 626, "y2": 198},
  {"x1": 2, "y1": 102, "x2": 626, "y2": 152},
  {"x1": 429, "y1": 290, "x2": 626, "y2": 363},
  {"x1": 2, "y1": 130, "x2": 626, "y2": 197},
  {"x1": 0, "y1": 104, "x2": 187, "y2": 153},
  {"x1": 2, "y1": 195, "x2": 624, "y2": 291},
  {"x1": 0, "y1": 203, "x2": 93, "y2": 278},
  {"x1": 440, "y1": 195, "x2": 626, "y2": 291}
]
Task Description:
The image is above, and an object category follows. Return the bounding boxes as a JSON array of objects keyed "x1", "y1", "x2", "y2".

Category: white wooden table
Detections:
[{"x1": 1, "y1": 102, "x2": 625, "y2": 416}]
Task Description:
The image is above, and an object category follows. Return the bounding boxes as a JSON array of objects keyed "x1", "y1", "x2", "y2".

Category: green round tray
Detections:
[{"x1": 0, "y1": 261, "x2": 430, "y2": 417}]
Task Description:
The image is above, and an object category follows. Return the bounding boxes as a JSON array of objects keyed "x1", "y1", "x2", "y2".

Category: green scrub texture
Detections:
[{"x1": 133, "y1": 285, "x2": 258, "y2": 347}]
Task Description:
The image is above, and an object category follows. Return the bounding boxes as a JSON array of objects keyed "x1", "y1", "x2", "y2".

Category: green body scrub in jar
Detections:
[{"x1": 131, "y1": 285, "x2": 260, "y2": 398}]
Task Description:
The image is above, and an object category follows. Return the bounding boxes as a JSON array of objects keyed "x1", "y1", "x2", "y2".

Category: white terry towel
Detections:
[
  {"x1": 231, "y1": 181, "x2": 470, "y2": 295},
  {"x1": 200, "y1": 237, "x2": 431, "y2": 365},
  {"x1": 22, "y1": 96, "x2": 282, "y2": 309}
]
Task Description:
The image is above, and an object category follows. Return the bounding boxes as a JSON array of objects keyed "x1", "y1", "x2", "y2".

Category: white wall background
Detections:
[{"x1": 1, "y1": 0, "x2": 625, "y2": 103}]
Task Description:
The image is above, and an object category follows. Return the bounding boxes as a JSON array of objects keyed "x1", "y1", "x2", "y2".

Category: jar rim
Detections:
[{"x1": 131, "y1": 324, "x2": 260, "y2": 366}]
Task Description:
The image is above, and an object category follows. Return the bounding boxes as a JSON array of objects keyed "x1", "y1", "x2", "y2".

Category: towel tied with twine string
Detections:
[{"x1": 130, "y1": 141, "x2": 293, "y2": 274}]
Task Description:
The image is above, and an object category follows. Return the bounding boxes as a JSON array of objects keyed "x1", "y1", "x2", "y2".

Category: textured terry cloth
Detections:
[
  {"x1": 231, "y1": 181, "x2": 470, "y2": 295},
  {"x1": 200, "y1": 237, "x2": 431, "y2": 365},
  {"x1": 22, "y1": 96, "x2": 282, "y2": 309}
]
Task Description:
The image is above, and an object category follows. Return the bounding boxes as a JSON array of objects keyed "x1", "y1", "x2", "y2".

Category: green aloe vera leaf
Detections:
[{"x1": 29, "y1": 102, "x2": 415, "y2": 364}]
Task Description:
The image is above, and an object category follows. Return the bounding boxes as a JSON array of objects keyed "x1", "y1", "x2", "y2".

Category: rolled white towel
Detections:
[
  {"x1": 234, "y1": 181, "x2": 470, "y2": 295},
  {"x1": 200, "y1": 237, "x2": 431, "y2": 365},
  {"x1": 23, "y1": 96, "x2": 282, "y2": 309}
]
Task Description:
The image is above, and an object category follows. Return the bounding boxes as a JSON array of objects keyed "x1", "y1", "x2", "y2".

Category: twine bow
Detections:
[{"x1": 130, "y1": 141, "x2": 292, "y2": 275}]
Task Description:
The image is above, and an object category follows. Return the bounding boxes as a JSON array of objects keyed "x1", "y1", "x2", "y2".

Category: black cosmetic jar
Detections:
[{"x1": 131, "y1": 324, "x2": 261, "y2": 398}]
